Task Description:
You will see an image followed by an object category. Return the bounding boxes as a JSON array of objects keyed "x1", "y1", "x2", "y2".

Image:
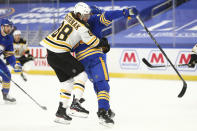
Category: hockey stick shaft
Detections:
[
  {"x1": 136, "y1": 15, "x2": 187, "y2": 98},
  {"x1": 0, "y1": 69, "x2": 47, "y2": 110},
  {"x1": 142, "y1": 58, "x2": 188, "y2": 68}
]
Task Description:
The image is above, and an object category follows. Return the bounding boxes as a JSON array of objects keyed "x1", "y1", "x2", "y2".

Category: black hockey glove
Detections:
[
  {"x1": 188, "y1": 54, "x2": 197, "y2": 68},
  {"x1": 97, "y1": 37, "x2": 110, "y2": 54},
  {"x1": 27, "y1": 54, "x2": 34, "y2": 60}
]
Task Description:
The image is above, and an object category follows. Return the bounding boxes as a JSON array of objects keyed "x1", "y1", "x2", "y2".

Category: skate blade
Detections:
[
  {"x1": 69, "y1": 109, "x2": 89, "y2": 118},
  {"x1": 99, "y1": 119, "x2": 114, "y2": 128},
  {"x1": 54, "y1": 117, "x2": 71, "y2": 125},
  {"x1": 4, "y1": 101, "x2": 16, "y2": 105}
]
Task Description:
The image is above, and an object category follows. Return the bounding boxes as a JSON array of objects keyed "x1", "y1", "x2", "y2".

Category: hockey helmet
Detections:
[
  {"x1": 13, "y1": 30, "x2": 21, "y2": 36},
  {"x1": 1, "y1": 19, "x2": 13, "y2": 26},
  {"x1": 74, "y1": 2, "x2": 91, "y2": 20}
]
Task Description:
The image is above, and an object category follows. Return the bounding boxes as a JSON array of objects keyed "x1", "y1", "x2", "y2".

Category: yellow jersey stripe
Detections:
[
  {"x1": 43, "y1": 39, "x2": 70, "y2": 51},
  {"x1": 47, "y1": 36, "x2": 72, "y2": 48},
  {"x1": 86, "y1": 36, "x2": 97, "y2": 45},
  {"x1": 99, "y1": 57, "x2": 109, "y2": 80},
  {"x1": 77, "y1": 51, "x2": 103, "y2": 61},
  {"x1": 100, "y1": 13, "x2": 112, "y2": 26},
  {"x1": 76, "y1": 48, "x2": 102, "y2": 58},
  {"x1": 76, "y1": 46, "x2": 94, "y2": 56}
]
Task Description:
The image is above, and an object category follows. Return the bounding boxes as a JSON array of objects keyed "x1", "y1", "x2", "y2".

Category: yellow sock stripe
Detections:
[
  {"x1": 73, "y1": 86, "x2": 84, "y2": 91},
  {"x1": 2, "y1": 82, "x2": 10, "y2": 89},
  {"x1": 99, "y1": 57, "x2": 109, "y2": 80},
  {"x1": 74, "y1": 80, "x2": 85, "y2": 85},
  {"x1": 98, "y1": 97, "x2": 109, "y2": 101},
  {"x1": 97, "y1": 92, "x2": 109, "y2": 96},
  {"x1": 97, "y1": 94, "x2": 109, "y2": 99},
  {"x1": 60, "y1": 89, "x2": 67, "y2": 93},
  {"x1": 60, "y1": 94, "x2": 70, "y2": 99},
  {"x1": 98, "y1": 91, "x2": 109, "y2": 95}
]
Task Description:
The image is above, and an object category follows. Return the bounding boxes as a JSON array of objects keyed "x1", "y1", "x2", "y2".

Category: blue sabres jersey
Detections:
[
  {"x1": 74, "y1": 10, "x2": 125, "y2": 63},
  {"x1": 0, "y1": 29, "x2": 16, "y2": 67}
]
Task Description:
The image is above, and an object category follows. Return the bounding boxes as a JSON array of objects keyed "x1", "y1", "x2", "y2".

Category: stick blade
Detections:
[
  {"x1": 178, "y1": 82, "x2": 187, "y2": 98},
  {"x1": 142, "y1": 58, "x2": 152, "y2": 67}
]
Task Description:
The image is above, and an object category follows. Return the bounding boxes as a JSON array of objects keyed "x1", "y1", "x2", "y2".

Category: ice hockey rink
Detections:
[{"x1": 0, "y1": 74, "x2": 197, "y2": 131}]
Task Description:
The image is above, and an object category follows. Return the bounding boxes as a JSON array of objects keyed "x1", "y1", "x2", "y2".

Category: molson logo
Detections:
[
  {"x1": 119, "y1": 50, "x2": 139, "y2": 69},
  {"x1": 147, "y1": 50, "x2": 167, "y2": 70},
  {"x1": 0, "y1": 7, "x2": 15, "y2": 18}
]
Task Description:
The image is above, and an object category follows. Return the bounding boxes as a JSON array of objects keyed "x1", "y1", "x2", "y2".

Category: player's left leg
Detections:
[
  {"x1": 0, "y1": 60, "x2": 16, "y2": 103},
  {"x1": 90, "y1": 56, "x2": 114, "y2": 127},
  {"x1": 69, "y1": 72, "x2": 90, "y2": 118}
]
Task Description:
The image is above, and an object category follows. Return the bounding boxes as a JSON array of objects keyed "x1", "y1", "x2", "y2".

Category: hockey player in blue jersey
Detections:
[
  {"x1": 70, "y1": 5, "x2": 138, "y2": 126},
  {"x1": 0, "y1": 19, "x2": 22, "y2": 103}
]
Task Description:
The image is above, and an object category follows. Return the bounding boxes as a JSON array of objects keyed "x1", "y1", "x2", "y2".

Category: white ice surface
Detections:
[{"x1": 0, "y1": 74, "x2": 197, "y2": 131}]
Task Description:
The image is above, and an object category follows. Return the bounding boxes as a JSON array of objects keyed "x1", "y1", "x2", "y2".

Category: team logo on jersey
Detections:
[
  {"x1": 0, "y1": 8, "x2": 15, "y2": 18},
  {"x1": 0, "y1": 45, "x2": 5, "y2": 54},
  {"x1": 146, "y1": 50, "x2": 168, "y2": 70},
  {"x1": 175, "y1": 51, "x2": 196, "y2": 71},
  {"x1": 119, "y1": 50, "x2": 139, "y2": 69}
]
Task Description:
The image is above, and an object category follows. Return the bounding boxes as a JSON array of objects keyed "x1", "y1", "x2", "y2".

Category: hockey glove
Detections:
[
  {"x1": 97, "y1": 37, "x2": 110, "y2": 54},
  {"x1": 123, "y1": 7, "x2": 139, "y2": 19},
  {"x1": 188, "y1": 54, "x2": 197, "y2": 68},
  {"x1": 27, "y1": 54, "x2": 34, "y2": 60},
  {"x1": 14, "y1": 61, "x2": 22, "y2": 72}
]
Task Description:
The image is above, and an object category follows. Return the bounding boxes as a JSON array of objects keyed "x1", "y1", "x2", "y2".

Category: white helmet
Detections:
[
  {"x1": 74, "y1": 2, "x2": 91, "y2": 16},
  {"x1": 13, "y1": 30, "x2": 21, "y2": 36}
]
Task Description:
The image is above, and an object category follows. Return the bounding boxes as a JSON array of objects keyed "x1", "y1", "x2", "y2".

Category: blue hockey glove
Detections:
[
  {"x1": 14, "y1": 61, "x2": 22, "y2": 72},
  {"x1": 188, "y1": 54, "x2": 197, "y2": 68},
  {"x1": 123, "y1": 7, "x2": 139, "y2": 19}
]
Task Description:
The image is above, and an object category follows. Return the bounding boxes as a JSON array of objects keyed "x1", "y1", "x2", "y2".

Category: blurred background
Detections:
[
  {"x1": 0, "y1": 0, "x2": 192, "y2": 47},
  {"x1": 1, "y1": 0, "x2": 196, "y2": 80}
]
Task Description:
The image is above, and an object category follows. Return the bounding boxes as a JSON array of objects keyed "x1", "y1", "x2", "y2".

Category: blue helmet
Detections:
[
  {"x1": 1, "y1": 19, "x2": 13, "y2": 26},
  {"x1": 90, "y1": 5, "x2": 103, "y2": 14}
]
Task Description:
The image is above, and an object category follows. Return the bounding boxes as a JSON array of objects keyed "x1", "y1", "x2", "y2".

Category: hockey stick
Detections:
[
  {"x1": 0, "y1": 69, "x2": 47, "y2": 110},
  {"x1": 136, "y1": 15, "x2": 187, "y2": 98},
  {"x1": 142, "y1": 58, "x2": 188, "y2": 68}
]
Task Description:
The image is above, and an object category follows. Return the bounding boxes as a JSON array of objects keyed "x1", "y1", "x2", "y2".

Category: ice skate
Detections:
[
  {"x1": 69, "y1": 97, "x2": 89, "y2": 118},
  {"x1": 1, "y1": 90, "x2": 16, "y2": 104},
  {"x1": 97, "y1": 108, "x2": 114, "y2": 128},
  {"x1": 54, "y1": 102, "x2": 72, "y2": 124},
  {"x1": 108, "y1": 108, "x2": 115, "y2": 119}
]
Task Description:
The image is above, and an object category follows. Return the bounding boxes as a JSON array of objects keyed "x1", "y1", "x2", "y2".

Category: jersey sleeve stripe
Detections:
[
  {"x1": 87, "y1": 38, "x2": 100, "y2": 47},
  {"x1": 100, "y1": 13, "x2": 112, "y2": 26},
  {"x1": 86, "y1": 36, "x2": 96, "y2": 45}
]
